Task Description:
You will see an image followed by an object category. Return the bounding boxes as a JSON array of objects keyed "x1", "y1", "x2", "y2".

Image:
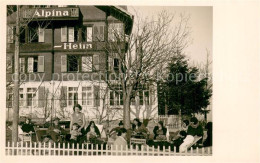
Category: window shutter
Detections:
[
  {"x1": 99, "y1": 26, "x2": 104, "y2": 41},
  {"x1": 93, "y1": 54, "x2": 99, "y2": 71},
  {"x1": 60, "y1": 86, "x2": 67, "y2": 107},
  {"x1": 108, "y1": 56, "x2": 113, "y2": 71},
  {"x1": 86, "y1": 27, "x2": 93, "y2": 42},
  {"x1": 28, "y1": 57, "x2": 34, "y2": 73},
  {"x1": 93, "y1": 85, "x2": 100, "y2": 107},
  {"x1": 68, "y1": 27, "x2": 74, "y2": 42},
  {"x1": 7, "y1": 26, "x2": 14, "y2": 43},
  {"x1": 61, "y1": 26, "x2": 67, "y2": 42},
  {"x1": 6, "y1": 88, "x2": 13, "y2": 108},
  {"x1": 38, "y1": 56, "x2": 44, "y2": 72},
  {"x1": 82, "y1": 56, "x2": 92, "y2": 72},
  {"x1": 38, "y1": 86, "x2": 45, "y2": 107},
  {"x1": 93, "y1": 26, "x2": 99, "y2": 41},
  {"x1": 99, "y1": 54, "x2": 106, "y2": 71},
  {"x1": 38, "y1": 27, "x2": 44, "y2": 42},
  {"x1": 61, "y1": 55, "x2": 67, "y2": 72},
  {"x1": 19, "y1": 58, "x2": 25, "y2": 73},
  {"x1": 108, "y1": 23, "x2": 115, "y2": 41},
  {"x1": 6, "y1": 55, "x2": 13, "y2": 73}
]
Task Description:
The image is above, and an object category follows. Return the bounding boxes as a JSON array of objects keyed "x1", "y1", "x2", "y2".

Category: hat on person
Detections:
[
  {"x1": 53, "y1": 117, "x2": 60, "y2": 121},
  {"x1": 118, "y1": 120, "x2": 124, "y2": 126}
]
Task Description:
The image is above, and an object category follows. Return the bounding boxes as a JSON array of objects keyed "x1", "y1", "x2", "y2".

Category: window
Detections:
[
  {"x1": 68, "y1": 87, "x2": 78, "y2": 106},
  {"x1": 27, "y1": 56, "x2": 38, "y2": 73},
  {"x1": 82, "y1": 56, "x2": 92, "y2": 72},
  {"x1": 137, "y1": 89, "x2": 150, "y2": 105},
  {"x1": 62, "y1": 55, "x2": 94, "y2": 72},
  {"x1": 61, "y1": 26, "x2": 78, "y2": 42},
  {"x1": 67, "y1": 55, "x2": 79, "y2": 72},
  {"x1": 109, "y1": 85, "x2": 123, "y2": 106},
  {"x1": 113, "y1": 58, "x2": 119, "y2": 71},
  {"x1": 144, "y1": 91, "x2": 149, "y2": 105},
  {"x1": 109, "y1": 91, "x2": 114, "y2": 106},
  {"x1": 82, "y1": 86, "x2": 92, "y2": 106},
  {"x1": 20, "y1": 27, "x2": 25, "y2": 43},
  {"x1": 139, "y1": 91, "x2": 144, "y2": 105},
  {"x1": 19, "y1": 56, "x2": 44, "y2": 73},
  {"x1": 108, "y1": 23, "x2": 124, "y2": 41},
  {"x1": 29, "y1": 27, "x2": 38, "y2": 43},
  {"x1": 27, "y1": 88, "x2": 36, "y2": 107}
]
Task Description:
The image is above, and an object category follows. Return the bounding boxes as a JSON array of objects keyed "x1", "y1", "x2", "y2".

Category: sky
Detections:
[{"x1": 128, "y1": 6, "x2": 213, "y2": 67}]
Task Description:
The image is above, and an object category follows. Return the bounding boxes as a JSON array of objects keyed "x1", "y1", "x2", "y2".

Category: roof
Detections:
[{"x1": 95, "y1": 6, "x2": 134, "y2": 35}]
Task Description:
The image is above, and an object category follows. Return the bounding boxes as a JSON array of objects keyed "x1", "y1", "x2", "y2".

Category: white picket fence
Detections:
[{"x1": 6, "y1": 142, "x2": 212, "y2": 156}]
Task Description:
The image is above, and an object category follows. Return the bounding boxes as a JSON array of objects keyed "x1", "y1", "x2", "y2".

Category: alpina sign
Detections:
[
  {"x1": 23, "y1": 8, "x2": 79, "y2": 19},
  {"x1": 54, "y1": 43, "x2": 93, "y2": 50}
]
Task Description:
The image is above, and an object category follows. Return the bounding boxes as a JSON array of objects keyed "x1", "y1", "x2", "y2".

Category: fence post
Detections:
[
  {"x1": 163, "y1": 145, "x2": 165, "y2": 156},
  {"x1": 25, "y1": 142, "x2": 28, "y2": 155},
  {"x1": 77, "y1": 143, "x2": 80, "y2": 156},
  {"x1": 202, "y1": 147, "x2": 205, "y2": 155},
  {"x1": 7, "y1": 142, "x2": 9, "y2": 156}
]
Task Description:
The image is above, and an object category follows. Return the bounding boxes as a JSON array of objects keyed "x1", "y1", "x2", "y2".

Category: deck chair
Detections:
[
  {"x1": 95, "y1": 124, "x2": 106, "y2": 139},
  {"x1": 179, "y1": 135, "x2": 202, "y2": 153},
  {"x1": 33, "y1": 126, "x2": 48, "y2": 142},
  {"x1": 18, "y1": 125, "x2": 33, "y2": 143}
]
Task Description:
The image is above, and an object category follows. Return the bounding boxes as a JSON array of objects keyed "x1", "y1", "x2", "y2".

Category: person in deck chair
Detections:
[{"x1": 179, "y1": 117, "x2": 203, "y2": 152}]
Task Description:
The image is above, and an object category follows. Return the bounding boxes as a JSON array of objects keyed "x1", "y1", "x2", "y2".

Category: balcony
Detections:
[{"x1": 22, "y1": 7, "x2": 81, "y2": 21}]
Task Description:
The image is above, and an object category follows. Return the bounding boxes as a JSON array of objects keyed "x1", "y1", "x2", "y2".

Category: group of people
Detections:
[
  {"x1": 19, "y1": 103, "x2": 212, "y2": 152},
  {"x1": 108, "y1": 117, "x2": 212, "y2": 152},
  {"x1": 20, "y1": 104, "x2": 102, "y2": 144}
]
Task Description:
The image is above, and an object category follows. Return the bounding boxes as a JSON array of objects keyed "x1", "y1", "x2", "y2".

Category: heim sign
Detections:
[{"x1": 54, "y1": 43, "x2": 93, "y2": 50}]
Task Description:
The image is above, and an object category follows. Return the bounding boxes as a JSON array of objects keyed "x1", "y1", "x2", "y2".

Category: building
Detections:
[{"x1": 6, "y1": 5, "x2": 158, "y2": 123}]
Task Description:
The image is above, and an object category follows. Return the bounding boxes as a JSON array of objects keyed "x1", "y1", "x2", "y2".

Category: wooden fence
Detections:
[{"x1": 6, "y1": 142, "x2": 212, "y2": 156}]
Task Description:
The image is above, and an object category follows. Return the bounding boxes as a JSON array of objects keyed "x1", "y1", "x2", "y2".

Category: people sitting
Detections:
[
  {"x1": 179, "y1": 117, "x2": 203, "y2": 152},
  {"x1": 153, "y1": 121, "x2": 167, "y2": 141},
  {"x1": 181, "y1": 119, "x2": 190, "y2": 132},
  {"x1": 172, "y1": 130, "x2": 187, "y2": 152},
  {"x1": 21, "y1": 117, "x2": 35, "y2": 133},
  {"x1": 131, "y1": 118, "x2": 149, "y2": 139},
  {"x1": 70, "y1": 123, "x2": 82, "y2": 144},
  {"x1": 109, "y1": 121, "x2": 124, "y2": 141},
  {"x1": 46, "y1": 117, "x2": 66, "y2": 143},
  {"x1": 85, "y1": 121, "x2": 101, "y2": 142},
  {"x1": 113, "y1": 128, "x2": 128, "y2": 150}
]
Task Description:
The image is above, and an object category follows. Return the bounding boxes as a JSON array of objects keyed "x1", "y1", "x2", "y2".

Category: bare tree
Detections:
[
  {"x1": 7, "y1": 5, "x2": 54, "y2": 142},
  {"x1": 104, "y1": 11, "x2": 191, "y2": 128}
]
